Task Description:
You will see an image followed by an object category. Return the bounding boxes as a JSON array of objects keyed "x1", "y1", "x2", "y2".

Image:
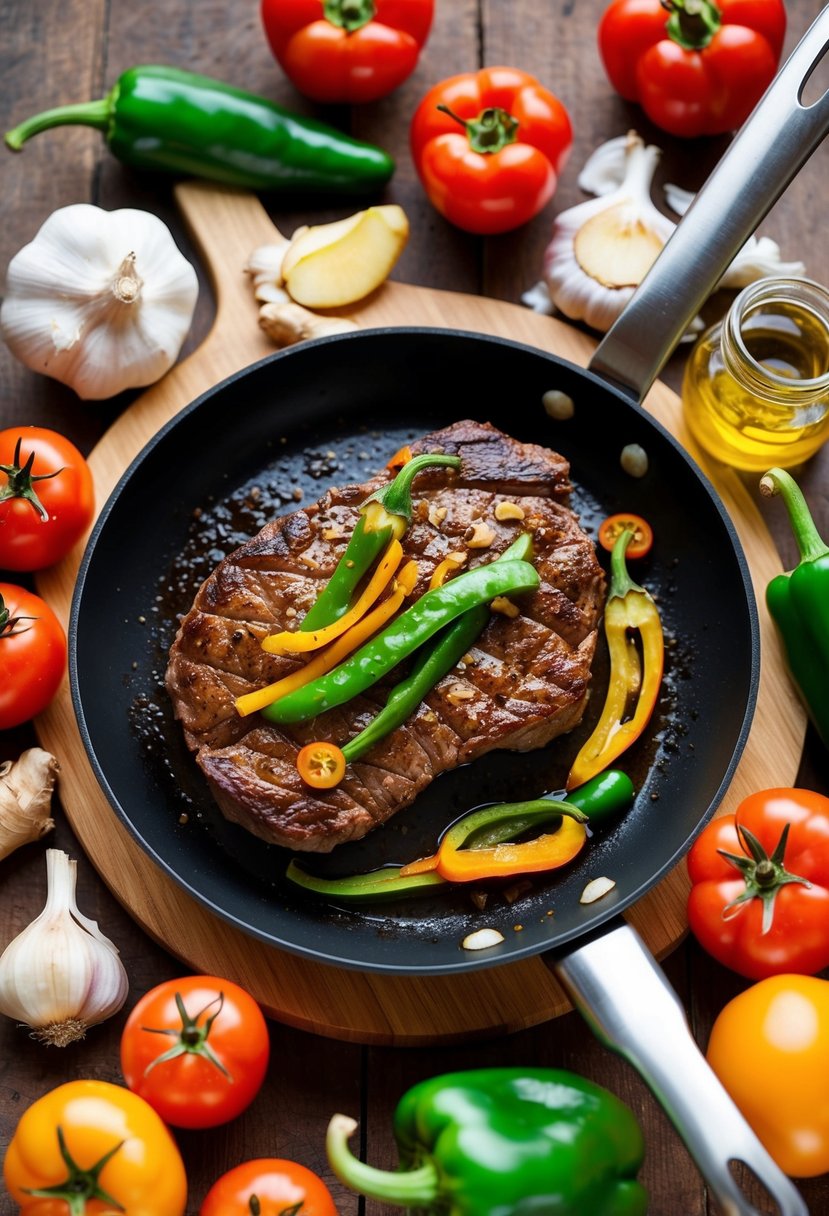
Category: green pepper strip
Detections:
[
  {"x1": 342, "y1": 532, "x2": 533, "y2": 763},
  {"x1": 284, "y1": 771, "x2": 634, "y2": 902},
  {"x1": 760, "y1": 467, "x2": 829, "y2": 751},
  {"x1": 327, "y1": 1067, "x2": 648, "y2": 1215},
  {"x1": 5, "y1": 65, "x2": 395, "y2": 194},
  {"x1": 301, "y1": 452, "x2": 461, "y2": 632},
  {"x1": 262, "y1": 559, "x2": 539, "y2": 725}
]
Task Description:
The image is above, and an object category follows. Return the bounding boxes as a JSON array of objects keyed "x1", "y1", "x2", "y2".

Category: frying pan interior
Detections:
[{"x1": 71, "y1": 328, "x2": 757, "y2": 973}]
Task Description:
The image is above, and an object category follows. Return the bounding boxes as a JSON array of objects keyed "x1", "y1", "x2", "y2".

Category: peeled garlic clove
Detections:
[
  {"x1": 281, "y1": 205, "x2": 410, "y2": 309},
  {"x1": 0, "y1": 849, "x2": 128, "y2": 1046}
]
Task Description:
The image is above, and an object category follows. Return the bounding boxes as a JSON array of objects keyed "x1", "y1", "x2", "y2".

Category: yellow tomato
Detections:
[
  {"x1": 3, "y1": 1079, "x2": 187, "y2": 1215},
  {"x1": 706, "y1": 974, "x2": 829, "y2": 1177}
]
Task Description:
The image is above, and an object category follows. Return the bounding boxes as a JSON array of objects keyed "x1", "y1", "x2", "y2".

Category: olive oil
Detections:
[{"x1": 682, "y1": 278, "x2": 829, "y2": 471}]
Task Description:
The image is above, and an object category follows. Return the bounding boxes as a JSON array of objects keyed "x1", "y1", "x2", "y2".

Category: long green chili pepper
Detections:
[
  {"x1": 5, "y1": 65, "x2": 395, "y2": 194},
  {"x1": 285, "y1": 770, "x2": 635, "y2": 902},
  {"x1": 263, "y1": 559, "x2": 539, "y2": 725},
  {"x1": 342, "y1": 532, "x2": 534, "y2": 762},
  {"x1": 301, "y1": 452, "x2": 461, "y2": 632}
]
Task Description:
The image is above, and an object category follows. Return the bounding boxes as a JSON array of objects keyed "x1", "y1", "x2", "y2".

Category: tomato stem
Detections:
[
  {"x1": 323, "y1": 0, "x2": 376, "y2": 33},
  {"x1": 719, "y1": 822, "x2": 812, "y2": 935},
  {"x1": 141, "y1": 990, "x2": 233, "y2": 1080},
  {"x1": 436, "y1": 104, "x2": 520, "y2": 154},
  {"x1": 23, "y1": 1126, "x2": 126, "y2": 1215},
  {"x1": 660, "y1": 0, "x2": 722, "y2": 51},
  {"x1": 0, "y1": 436, "x2": 63, "y2": 522},
  {"x1": 0, "y1": 592, "x2": 35, "y2": 639}
]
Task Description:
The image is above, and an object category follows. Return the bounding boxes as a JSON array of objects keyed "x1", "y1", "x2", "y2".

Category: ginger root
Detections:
[
  {"x1": 0, "y1": 748, "x2": 59, "y2": 862},
  {"x1": 258, "y1": 301, "x2": 358, "y2": 348}
]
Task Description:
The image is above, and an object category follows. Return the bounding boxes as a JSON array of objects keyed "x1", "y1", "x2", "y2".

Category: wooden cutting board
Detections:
[{"x1": 34, "y1": 181, "x2": 806, "y2": 1045}]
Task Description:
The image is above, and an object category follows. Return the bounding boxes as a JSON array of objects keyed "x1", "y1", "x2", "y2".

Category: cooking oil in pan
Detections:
[{"x1": 682, "y1": 277, "x2": 829, "y2": 471}]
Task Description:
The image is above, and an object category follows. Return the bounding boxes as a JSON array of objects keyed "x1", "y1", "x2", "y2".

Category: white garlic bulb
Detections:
[
  {"x1": 544, "y1": 132, "x2": 676, "y2": 333},
  {"x1": 0, "y1": 848, "x2": 128, "y2": 1045},
  {"x1": 1, "y1": 204, "x2": 198, "y2": 399}
]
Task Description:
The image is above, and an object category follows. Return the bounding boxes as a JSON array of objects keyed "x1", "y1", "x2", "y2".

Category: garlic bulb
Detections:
[
  {"x1": 1, "y1": 204, "x2": 198, "y2": 399},
  {"x1": 544, "y1": 132, "x2": 675, "y2": 333},
  {"x1": 0, "y1": 848, "x2": 128, "y2": 1045}
]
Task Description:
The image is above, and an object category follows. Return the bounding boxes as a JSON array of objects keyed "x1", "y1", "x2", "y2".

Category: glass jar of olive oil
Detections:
[{"x1": 682, "y1": 277, "x2": 829, "y2": 471}]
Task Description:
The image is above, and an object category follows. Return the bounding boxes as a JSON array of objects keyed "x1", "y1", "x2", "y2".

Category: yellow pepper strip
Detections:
[
  {"x1": 261, "y1": 538, "x2": 404, "y2": 655},
  {"x1": 566, "y1": 530, "x2": 663, "y2": 791},
  {"x1": 429, "y1": 551, "x2": 467, "y2": 591},
  {"x1": 236, "y1": 561, "x2": 418, "y2": 716},
  {"x1": 436, "y1": 815, "x2": 588, "y2": 883}
]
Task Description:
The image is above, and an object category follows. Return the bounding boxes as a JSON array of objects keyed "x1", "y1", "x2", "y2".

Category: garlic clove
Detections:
[{"x1": 0, "y1": 849, "x2": 128, "y2": 1046}]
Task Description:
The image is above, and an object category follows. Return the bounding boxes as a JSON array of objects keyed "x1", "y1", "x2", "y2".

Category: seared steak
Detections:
[{"x1": 166, "y1": 420, "x2": 605, "y2": 851}]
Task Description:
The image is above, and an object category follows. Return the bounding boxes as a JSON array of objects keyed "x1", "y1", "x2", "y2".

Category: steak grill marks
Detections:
[{"x1": 166, "y1": 421, "x2": 606, "y2": 851}]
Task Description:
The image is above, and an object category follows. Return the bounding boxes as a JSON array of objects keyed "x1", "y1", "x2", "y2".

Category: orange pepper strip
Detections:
[
  {"x1": 386, "y1": 444, "x2": 413, "y2": 470},
  {"x1": 236, "y1": 560, "x2": 418, "y2": 716},
  {"x1": 398, "y1": 853, "x2": 440, "y2": 876},
  {"x1": 436, "y1": 815, "x2": 588, "y2": 883},
  {"x1": 261, "y1": 539, "x2": 404, "y2": 655},
  {"x1": 428, "y1": 551, "x2": 467, "y2": 591}
]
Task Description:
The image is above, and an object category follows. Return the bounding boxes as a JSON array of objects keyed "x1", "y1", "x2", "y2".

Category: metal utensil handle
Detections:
[
  {"x1": 589, "y1": 6, "x2": 829, "y2": 401},
  {"x1": 550, "y1": 922, "x2": 809, "y2": 1216}
]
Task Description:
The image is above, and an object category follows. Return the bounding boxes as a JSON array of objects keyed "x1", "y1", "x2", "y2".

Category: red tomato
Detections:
[
  {"x1": 598, "y1": 513, "x2": 654, "y2": 559},
  {"x1": 410, "y1": 66, "x2": 573, "y2": 235},
  {"x1": 598, "y1": 0, "x2": 786, "y2": 138},
  {"x1": 120, "y1": 976, "x2": 270, "y2": 1129},
  {"x1": 200, "y1": 1158, "x2": 338, "y2": 1216},
  {"x1": 687, "y1": 788, "x2": 829, "y2": 978},
  {"x1": 262, "y1": 0, "x2": 434, "y2": 104},
  {"x1": 0, "y1": 427, "x2": 94, "y2": 571},
  {"x1": 0, "y1": 583, "x2": 66, "y2": 730}
]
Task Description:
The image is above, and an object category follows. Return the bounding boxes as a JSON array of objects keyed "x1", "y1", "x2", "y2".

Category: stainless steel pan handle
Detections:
[
  {"x1": 589, "y1": 5, "x2": 829, "y2": 402},
  {"x1": 550, "y1": 922, "x2": 808, "y2": 1216}
]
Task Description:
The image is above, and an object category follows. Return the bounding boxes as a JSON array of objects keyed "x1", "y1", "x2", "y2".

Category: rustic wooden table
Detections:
[{"x1": 2, "y1": 2, "x2": 829, "y2": 1213}]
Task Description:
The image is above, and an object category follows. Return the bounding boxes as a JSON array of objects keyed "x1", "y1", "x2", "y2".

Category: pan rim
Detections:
[{"x1": 69, "y1": 326, "x2": 761, "y2": 975}]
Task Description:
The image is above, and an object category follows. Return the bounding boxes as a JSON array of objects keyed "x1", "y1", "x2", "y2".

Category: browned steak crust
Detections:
[{"x1": 166, "y1": 420, "x2": 605, "y2": 851}]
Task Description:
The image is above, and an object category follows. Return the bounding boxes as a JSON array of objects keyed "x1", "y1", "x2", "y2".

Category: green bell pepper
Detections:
[
  {"x1": 5, "y1": 65, "x2": 395, "y2": 194},
  {"x1": 327, "y1": 1067, "x2": 648, "y2": 1215},
  {"x1": 760, "y1": 467, "x2": 829, "y2": 750}
]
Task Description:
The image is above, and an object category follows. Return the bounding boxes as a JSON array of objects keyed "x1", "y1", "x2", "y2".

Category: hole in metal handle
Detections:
[
  {"x1": 728, "y1": 1157, "x2": 789, "y2": 1216},
  {"x1": 801, "y1": 40, "x2": 829, "y2": 108}
]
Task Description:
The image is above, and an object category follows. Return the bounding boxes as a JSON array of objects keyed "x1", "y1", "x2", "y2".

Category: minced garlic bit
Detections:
[
  {"x1": 620, "y1": 444, "x2": 648, "y2": 478},
  {"x1": 322, "y1": 526, "x2": 343, "y2": 540},
  {"x1": 299, "y1": 554, "x2": 320, "y2": 569},
  {"x1": 465, "y1": 522, "x2": 496, "y2": 548},
  {"x1": 580, "y1": 876, "x2": 617, "y2": 904},
  {"x1": 491, "y1": 596, "x2": 519, "y2": 618},
  {"x1": 494, "y1": 500, "x2": 525, "y2": 522},
  {"x1": 542, "y1": 389, "x2": 575, "y2": 420},
  {"x1": 462, "y1": 928, "x2": 505, "y2": 951},
  {"x1": 446, "y1": 682, "x2": 475, "y2": 704},
  {"x1": 428, "y1": 504, "x2": 448, "y2": 527}
]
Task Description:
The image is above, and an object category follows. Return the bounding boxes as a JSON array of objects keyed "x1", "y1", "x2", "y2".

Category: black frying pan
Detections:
[{"x1": 71, "y1": 14, "x2": 829, "y2": 1216}]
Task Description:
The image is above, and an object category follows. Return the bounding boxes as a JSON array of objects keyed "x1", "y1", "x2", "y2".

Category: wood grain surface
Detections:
[{"x1": 2, "y1": 0, "x2": 829, "y2": 1212}]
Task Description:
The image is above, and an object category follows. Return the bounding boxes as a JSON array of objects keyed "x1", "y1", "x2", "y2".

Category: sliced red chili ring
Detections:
[{"x1": 598, "y1": 513, "x2": 653, "y2": 559}]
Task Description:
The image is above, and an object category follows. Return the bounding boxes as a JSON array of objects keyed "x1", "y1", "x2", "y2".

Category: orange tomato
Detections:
[
  {"x1": 3, "y1": 1079, "x2": 187, "y2": 1215},
  {"x1": 706, "y1": 974, "x2": 829, "y2": 1177},
  {"x1": 297, "y1": 741, "x2": 347, "y2": 789}
]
